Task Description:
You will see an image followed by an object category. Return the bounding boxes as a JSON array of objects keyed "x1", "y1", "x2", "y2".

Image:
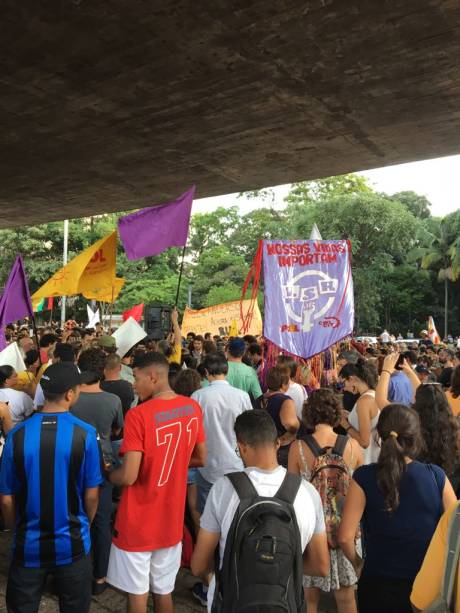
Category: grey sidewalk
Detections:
[{"x1": 0, "y1": 531, "x2": 336, "y2": 611}]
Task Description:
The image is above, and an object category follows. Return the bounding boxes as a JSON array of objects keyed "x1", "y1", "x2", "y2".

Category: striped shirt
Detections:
[{"x1": 0, "y1": 412, "x2": 104, "y2": 568}]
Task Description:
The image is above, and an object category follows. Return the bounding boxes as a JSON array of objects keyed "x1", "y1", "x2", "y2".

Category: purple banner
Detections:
[{"x1": 263, "y1": 240, "x2": 354, "y2": 359}]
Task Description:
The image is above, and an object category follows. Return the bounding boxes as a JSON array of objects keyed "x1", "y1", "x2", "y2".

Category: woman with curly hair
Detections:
[
  {"x1": 376, "y1": 352, "x2": 460, "y2": 491},
  {"x1": 413, "y1": 383, "x2": 460, "y2": 489},
  {"x1": 289, "y1": 389, "x2": 363, "y2": 613},
  {"x1": 446, "y1": 364, "x2": 460, "y2": 417}
]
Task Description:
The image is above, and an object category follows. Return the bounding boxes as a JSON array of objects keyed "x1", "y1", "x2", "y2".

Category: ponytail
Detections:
[
  {"x1": 376, "y1": 404, "x2": 422, "y2": 513},
  {"x1": 341, "y1": 358, "x2": 378, "y2": 390}
]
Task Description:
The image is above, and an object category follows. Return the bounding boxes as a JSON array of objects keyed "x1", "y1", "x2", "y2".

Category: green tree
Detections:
[
  {"x1": 188, "y1": 207, "x2": 239, "y2": 260},
  {"x1": 204, "y1": 282, "x2": 243, "y2": 307},
  {"x1": 285, "y1": 173, "x2": 372, "y2": 208},
  {"x1": 190, "y1": 245, "x2": 248, "y2": 308},
  {"x1": 231, "y1": 208, "x2": 288, "y2": 263},
  {"x1": 289, "y1": 191, "x2": 421, "y2": 331},
  {"x1": 417, "y1": 214, "x2": 460, "y2": 337},
  {"x1": 390, "y1": 191, "x2": 432, "y2": 219}
]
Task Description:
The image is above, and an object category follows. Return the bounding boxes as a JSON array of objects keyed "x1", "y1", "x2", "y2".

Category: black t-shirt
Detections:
[
  {"x1": 439, "y1": 367, "x2": 454, "y2": 388},
  {"x1": 101, "y1": 379, "x2": 135, "y2": 415}
]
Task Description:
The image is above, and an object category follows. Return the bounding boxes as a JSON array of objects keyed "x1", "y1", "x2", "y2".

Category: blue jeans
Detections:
[{"x1": 195, "y1": 471, "x2": 213, "y2": 514}]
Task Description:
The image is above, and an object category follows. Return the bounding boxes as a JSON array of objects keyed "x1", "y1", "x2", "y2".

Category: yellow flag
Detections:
[
  {"x1": 229, "y1": 318, "x2": 239, "y2": 337},
  {"x1": 32, "y1": 232, "x2": 120, "y2": 305},
  {"x1": 84, "y1": 277, "x2": 125, "y2": 303}
]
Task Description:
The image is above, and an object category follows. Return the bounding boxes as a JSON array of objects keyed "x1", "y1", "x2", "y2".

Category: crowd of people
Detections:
[{"x1": 0, "y1": 315, "x2": 459, "y2": 612}]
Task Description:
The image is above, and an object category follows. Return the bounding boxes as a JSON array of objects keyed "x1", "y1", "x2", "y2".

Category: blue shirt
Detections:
[
  {"x1": 354, "y1": 461, "x2": 445, "y2": 581},
  {"x1": 0, "y1": 412, "x2": 104, "y2": 568},
  {"x1": 388, "y1": 371, "x2": 413, "y2": 405}
]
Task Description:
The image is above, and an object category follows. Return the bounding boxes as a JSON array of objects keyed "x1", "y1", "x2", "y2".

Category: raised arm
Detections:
[
  {"x1": 401, "y1": 359, "x2": 421, "y2": 402},
  {"x1": 375, "y1": 352, "x2": 400, "y2": 409},
  {"x1": 171, "y1": 307, "x2": 182, "y2": 348}
]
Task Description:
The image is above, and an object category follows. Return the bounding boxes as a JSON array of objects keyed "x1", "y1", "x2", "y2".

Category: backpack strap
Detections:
[
  {"x1": 226, "y1": 471, "x2": 258, "y2": 500},
  {"x1": 442, "y1": 505, "x2": 460, "y2": 607},
  {"x1": 275, "y1": 472, "x2": 301, "y2": 505},
  {"x1": 303, "y1": 434, "x2": 324, "y2": 458},
  {"x1": 332, "y1": 435, "x2": 349, "y2": 457}
]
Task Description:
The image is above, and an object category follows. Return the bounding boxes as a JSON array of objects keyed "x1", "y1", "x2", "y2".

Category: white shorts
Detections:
[{"x1": 107, "y1": 542, "x2": 182, "y2": 595}]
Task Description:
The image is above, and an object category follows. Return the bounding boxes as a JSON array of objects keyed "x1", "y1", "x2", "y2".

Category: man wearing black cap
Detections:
[{"x1": 0, "y1": 363, "x2": 104, "y2": 612}]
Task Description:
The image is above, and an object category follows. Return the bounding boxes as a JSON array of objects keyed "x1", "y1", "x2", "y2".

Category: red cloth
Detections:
[
  {"x1": 122, "y1": 303, "x2": 144, "y2": 323},
  {"x1": 181, "y1": 525, "x2": 194, "y2": 568},
  {"x1": 113, "y1": 396, "x2": 206, "y2": 551},
  {"x1": 46, "y1": 297, "x2": 54, "y2": 310}
]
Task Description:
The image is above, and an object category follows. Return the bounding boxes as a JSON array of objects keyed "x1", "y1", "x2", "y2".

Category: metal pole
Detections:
[
  {"x1": 61, "y1": 220, "x2": 69, "y2": 327},
  {"x1": 174, "y1": 245, "x2": 187, "y2": 307}
]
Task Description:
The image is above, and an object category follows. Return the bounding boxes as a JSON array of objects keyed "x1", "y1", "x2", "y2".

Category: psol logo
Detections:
[
  {"x1": 280, "y1": 324, "x2": 300, "y2": 333},
  {"x1": 282, "y1": 270, "x2": 338, "y2": 333}
]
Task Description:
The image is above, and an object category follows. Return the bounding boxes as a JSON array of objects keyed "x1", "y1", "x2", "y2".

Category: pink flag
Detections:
[{"x1": 118, "y1": 186, "x2": 195, "y2": 260}]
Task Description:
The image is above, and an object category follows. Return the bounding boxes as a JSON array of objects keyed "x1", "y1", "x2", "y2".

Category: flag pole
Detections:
[
  {"x1": 30, "y1": 313, "x2": 42, "y2": 366},
  {"x1": 174, "y1": 245, "x2": 186, "y2": 307},
  {"x1": 61, "y1": 220, "x2": 69, "y2": 327},
  {"x1": 109, "y1": 286, "x2": 114, "y2": 332}
]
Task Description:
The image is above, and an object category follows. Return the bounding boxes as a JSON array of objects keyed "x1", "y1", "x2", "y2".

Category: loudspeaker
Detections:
[{"x1": 145, "y1": 304, "x2": 172, "y2": 340}]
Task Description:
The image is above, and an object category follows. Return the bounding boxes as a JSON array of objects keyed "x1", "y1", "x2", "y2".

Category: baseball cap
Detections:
[
  {"x1": 40, "y1": 363, "x2": 83, "y2": 394},
  {"x1": 415, "y1": 365, "x2": 430, "y2": 375},
  {"x1": 228, "y1": 338, "x2": 246, "y2": 353},
  {"x1": 97, "y1": 335, "x2": 117, "y2": 349}
]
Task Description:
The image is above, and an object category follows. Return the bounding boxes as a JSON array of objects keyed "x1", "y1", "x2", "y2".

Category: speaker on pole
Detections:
[{"x1": 144, "y1": 304, "x2": 172, "y2": 340}]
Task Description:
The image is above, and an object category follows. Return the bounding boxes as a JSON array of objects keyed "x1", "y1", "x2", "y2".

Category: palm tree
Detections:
[{"x1": 418, "y1": 217, "x2": 460, "y2": 338}]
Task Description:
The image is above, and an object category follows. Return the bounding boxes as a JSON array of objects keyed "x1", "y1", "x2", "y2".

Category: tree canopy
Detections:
[{"x1": 0, "y1": 173, "x2": 458, "y2": 335}]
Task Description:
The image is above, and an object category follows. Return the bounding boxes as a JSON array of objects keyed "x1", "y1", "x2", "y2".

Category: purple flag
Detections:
[
  {"x1": 263, "y1": 240, "x2": 354, "y2": 359},
  {"x1": 0, "y1": 255, "x2": 34, "y2": 350},
  {"x1": 118, "y1": 186, "x2": 195, "y2": 260}
]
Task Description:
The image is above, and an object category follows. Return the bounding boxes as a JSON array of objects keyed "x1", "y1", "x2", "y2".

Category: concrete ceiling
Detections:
[{"x1": 1, "y1": 0, "x2": 460, "y2": 228}]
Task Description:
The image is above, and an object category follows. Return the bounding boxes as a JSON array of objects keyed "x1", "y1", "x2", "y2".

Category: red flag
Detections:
[
  {"x1": 122, "y1": 303, "x2": 144, "y2": 323},
  {"x1": 47, "y1": 297, "x2": 54, "y2": 310}
]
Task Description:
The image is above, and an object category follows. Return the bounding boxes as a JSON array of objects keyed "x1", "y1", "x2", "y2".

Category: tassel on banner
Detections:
[{"x1": 240, "y1": 240, "x2": 263, "y2": 335}]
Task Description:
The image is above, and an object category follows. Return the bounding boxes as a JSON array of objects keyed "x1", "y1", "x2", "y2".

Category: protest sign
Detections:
[
  {"x1": 263, "y1": 240, "x2": 354, "y2": 359},
  {"x1": 182, "y1": 300, "x2": 262, "y2": 338},
  {"x1": 0, "y1": 342, "x2": 26, "y2": 372},
  {"x1": 112, "y1": 317, "x2": 146, "y2": 357}
]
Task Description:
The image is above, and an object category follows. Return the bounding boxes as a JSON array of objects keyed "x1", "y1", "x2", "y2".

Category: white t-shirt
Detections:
[
  {"x1": 33, "y1": 383, "x2": 45, "y2": 409},
  {"x1": 200, "y1": 465, "x2": 325, "y2": 610},
  {"x1": 288, "y1": 382, "x2": 308, "y2": 420},
  {"x1": 0, "y1": 388, "x2": 34, "y2": 424},
  {"x1": 191, "y1": 381, "x2": 252, "y2": 483}
]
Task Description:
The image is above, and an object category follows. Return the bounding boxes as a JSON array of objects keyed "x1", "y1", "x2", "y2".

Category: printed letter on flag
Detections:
[
  {"x1": 32, "y1": 232, "x2": 122, "y2": 303},
  {"x1": 118, "y1": 186, "x2": 195, "y2": 260},
  {"x1": 263, "y1": 240, "x2": 354, "y2": 359}
]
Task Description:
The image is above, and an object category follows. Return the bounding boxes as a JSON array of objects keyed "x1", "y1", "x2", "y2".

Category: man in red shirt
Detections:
[{"x1": 107, "y1": 352, "x2": 206, "y2": 613}]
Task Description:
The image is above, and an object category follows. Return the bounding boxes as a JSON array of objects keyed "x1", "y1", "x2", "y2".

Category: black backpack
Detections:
[{"x1": 211, "y1": 471, "x2": 306, "y2": 613}]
